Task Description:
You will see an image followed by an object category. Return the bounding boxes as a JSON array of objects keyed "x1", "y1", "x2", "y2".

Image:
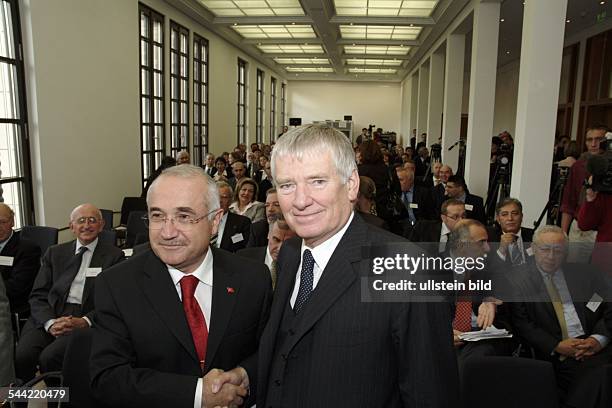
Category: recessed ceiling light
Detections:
[
  {"x1": 352, "y1": 43, "x2": 356, "y2": 46},
  {"x1": 291, "y1": 22, "x2": 296, "y2": 25},
  {"x1": 400, "y1": 44, "x2": 404, "y2": 47},
  {"x1": 600, "y1": 1, "x2": 605, "y2": 4},
  {"x1": 506, "y1": 51, "x2": 510, "y2": 55},
  {"x1": 349, "y1": 22, "x2": 353, "y2": 26},
  {"x1": 409, "y1": 24, "x2": 414, "y2": 27},
  {"x1": 233, "y1": 23, "x2": 238, "y2": 26},
  {"x1": 500, "y1": 18, "x2": 505, "y2": 22},
  {"x1": 566, "y1": 19, "x2": 571, "y2": 23}
]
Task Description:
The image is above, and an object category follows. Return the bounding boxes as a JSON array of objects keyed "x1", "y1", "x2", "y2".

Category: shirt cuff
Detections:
[
  {"x1": 82, "y1": 316, "x2": 92, "y2": 327},
  {"x1": 194, "y1": 378, "x2": 203, "y2": 408},
  {"x1": 44, "y1": 319, "x2": 56, "y2": 333},
  {"x1": 590, "y1": 334, "x2": 609, "y2": 349}
]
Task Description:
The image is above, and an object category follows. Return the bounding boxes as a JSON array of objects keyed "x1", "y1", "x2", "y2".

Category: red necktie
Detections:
[
  {"x1": 180, "y1": 275, "x2": 208, "y2": 370},
  {"x1": 453, "y1": 300, "x2": 472, "y2": 332}
]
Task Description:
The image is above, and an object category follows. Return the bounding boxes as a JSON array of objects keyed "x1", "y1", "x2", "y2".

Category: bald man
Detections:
[
  {"x1": 0, "y1": 203, "x2": 41, "y2": 315},
  {"x1": 15, "y1": 203, "x2": 124, "y2": 382}
]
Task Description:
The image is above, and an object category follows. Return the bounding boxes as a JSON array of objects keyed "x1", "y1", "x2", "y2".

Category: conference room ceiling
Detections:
[{"x1": 168, "y1": 0, "x2": 611, "y2": 82}]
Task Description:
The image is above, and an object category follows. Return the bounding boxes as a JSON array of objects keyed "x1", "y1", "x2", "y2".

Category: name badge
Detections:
[
  {"x1": 231, "y1": 233, "x2": 244, "y2": 244},
  {"x1": 123, "y1": 249, "x2": 133, "y2": 257},
  {"x1": 409, "y1": 203, "x2": 419, "y2": 209},
  {"x1": 586, "y1": 293, "x2": 603, "y2": 312},
  {"x1": 465, "y1": 204, "x2": 474, "y2": 211},
  {"x1": 525, "y1": 246, "x2": 534, "y2": 257},
  {"x1": 0, "y1": 256, "x2": 14, "y2": 266},
  {"x1": 86, "y1": 267, "x2": 102, "y2": 278}
]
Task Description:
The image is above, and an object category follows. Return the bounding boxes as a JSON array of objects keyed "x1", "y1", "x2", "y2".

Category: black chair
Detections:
[
  {"x1": 20, "y1": 225, "x2": 59, "y2": 257},
  {"x1": 461, "y1": 356, "x2": 558, "y2": 408},
  {"x1": 125, "y1": 211, "x2": 147, "y2": 248},
  {"x1": 119, "y1": 197, "x2": 147, "y2": 226},
  {"x1": 99, "y1": 209, "x2": 113, "y2": 230},
  {"x1": 97, "y1": 230, "x2": 117, "y2": 247}
]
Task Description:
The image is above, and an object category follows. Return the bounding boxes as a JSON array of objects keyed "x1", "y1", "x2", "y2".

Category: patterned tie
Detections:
[
  {"x1": 294, "y1": 249, "x2": 314, "y2": 314},
  {"x1": 270, "y1": 260, "x2": 278, "y2": 290},
  {"x1": 542, "y1": 274, "x2": 569, "y2": 360},
  {"x1": 180, "y1": 275, "x2": 208, "y2": 371},
  {"x1": 509, "y1": 241, "x2": 523, "y2": 265},
  {"x1": 453, "y1": 300, "x2": 472, "y2": 332}
]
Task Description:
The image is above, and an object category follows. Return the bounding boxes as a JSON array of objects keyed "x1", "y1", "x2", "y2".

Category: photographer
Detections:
[{"x1": 577, "y1": 137, "x2": 612, "y2": 273}]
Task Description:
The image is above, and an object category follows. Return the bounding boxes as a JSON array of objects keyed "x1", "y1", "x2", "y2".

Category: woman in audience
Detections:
[
  {"x1": 213, "y1": 157, "x2": 229, "y2": 181},
  {"x1": 229, "y1": 177, "x2": 266, "y2": 223},
  {"x1": 355, "y1": 176, "x2": 389, "y2": 230}
]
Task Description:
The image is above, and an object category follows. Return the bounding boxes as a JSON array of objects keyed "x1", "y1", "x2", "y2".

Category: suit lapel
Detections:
[
  {"x1": 285, "y1": 218, "x2": 363, "y2": 352},
  {"x1": 204, "y1": 250, "x2": 240, "y2": 371},
  {"x1": 82, "y1": 244, "x2": 107, "y2": 304},
  {"x1": 139, "y1": 253, "x2": 199, "y2": 365}
]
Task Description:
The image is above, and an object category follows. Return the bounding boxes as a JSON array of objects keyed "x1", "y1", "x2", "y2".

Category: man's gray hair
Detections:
[
  {"x1": 216, "y1": 180, "x2": 233, "y2": 195},
  {"x1": 495, "y1": 197, "x2": 523, "y2": 215},
  {"x1": 148, "y1": 164, "x2": 220, "y2": 220},
  {"x1": 271, "y1": 123, "x2": 357, "y2": 184},
  {"x1": 448, "y1": 219, "x2": 485, "y2": 253},
  {"x1": 533, "y1": 225, "x2": 568, "y2": 246}
]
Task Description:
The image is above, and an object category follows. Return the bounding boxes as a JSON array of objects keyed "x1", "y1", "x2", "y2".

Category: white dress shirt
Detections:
[
  {"x1": 216, "y1": 212, "x2": 228, "y2": 248},
  {"x1": 167, "y1": 250, "x2": 214, "y2": 408},
  {"x1": 264, "y1": 246, "x2": 273, "y2": 271},
  {"x1": 290, "y1": 212, "x2": 354, "y2": 308},
  {"x1": 439, "y1": 222, "x2": 451, "y2": 253}
]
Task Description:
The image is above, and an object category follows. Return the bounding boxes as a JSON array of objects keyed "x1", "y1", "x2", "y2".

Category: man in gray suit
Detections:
[
  {"x1": 15, "y1": 203, "x2": 124, "y2": 382},
  {"x1": 254, "y1": 124, "x2": 459, "y2": 407},
  {"x1": 0, "y1": 277, "x2": 14, "y2": 386}
]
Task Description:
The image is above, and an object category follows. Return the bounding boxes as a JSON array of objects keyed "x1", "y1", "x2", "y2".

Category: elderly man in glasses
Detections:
[
  {"x1": 15, "y1": 203, "x2": 124, "y2": 383},
  {"x1": 90, "y1": 165, "x2": 272, "y2": 408}
]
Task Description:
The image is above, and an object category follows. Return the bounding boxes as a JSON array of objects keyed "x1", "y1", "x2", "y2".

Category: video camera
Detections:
[
  {"x1": 495, "y1": 143, "x2": 513, "y2": 176},
  {"x1": 585, "y1": 137, "x2": 612, "y2": 193},
  {"x1": 430, "y1": 143, "x2": 442, "y2": 161}
]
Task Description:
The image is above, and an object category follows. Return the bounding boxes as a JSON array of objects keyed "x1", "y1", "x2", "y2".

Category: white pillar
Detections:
[
  {"x1": 427, "y1": 51, "x2": 445, "y2": 148},
  {"x1": 416, "y1": 64, "x2": 429, "y2": 138},
  {"x1": 409, "y1": 72, "x2": 419, "y2": 142},
  {"x1": 464, "y1": 0, "x2": 500, "y2": 198},
  {"x1": 442, "y1": 33, "x2": 465, "y2": 171},
  {"x1": 570, "y1": 39, "x2": 586, "y2": 140},
  {"x1": 511, "y1": 0, "x2": 568, "y2": 226}
]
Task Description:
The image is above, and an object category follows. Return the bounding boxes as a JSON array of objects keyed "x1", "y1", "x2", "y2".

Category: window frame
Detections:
[
  {"x1": 255, "y1": 69, "x2": 264, "y2": 144},
  {"x1": 270, "y1": 76, "x2": 276, "y2": 142},
  {"x1": 169, "y1": 20, "x2": 189, "y2": 158},
  {"x1": 237, "y1": 58, "x2": 247, "y2": 145},
  {"x1": 281, "y1": 82, "x2": 287, "y2": 129},
  {"x1": 193, "y1": 33, "x2": 209, "y2": 166}
]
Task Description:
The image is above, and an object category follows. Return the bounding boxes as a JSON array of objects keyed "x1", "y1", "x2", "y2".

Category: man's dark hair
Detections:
[
  {"x1": 495, "y1": 197, "x2": 523, "y2": 215},
  {"x1": 215, "y1": 157, "x2": 227, "y2": 166},
  {"x1": 447, "y1": 175, "x2": 466, "y2": 190}
]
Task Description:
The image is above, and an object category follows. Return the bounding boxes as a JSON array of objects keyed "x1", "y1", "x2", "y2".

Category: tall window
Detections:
[
  {"x1": 0, "y1": 0, "x2": 32, "y2": 227},
  {"x1": 139, "y1": 4, "x2": 164, "y2": 185},
  {"x1": 170, "y1": 21, "x2": 189, "y2": 158},
  {"x1": 255, "y1": 69, "x2": 264, "y2": 144},
  {"x1": 237, "y1": 58, "x2": 247, "y2": 145},
  {"x1": 269, "y1": 77, "x2": 276, "y2": 142},
  {"x1": 281, "y1": 82, "x2": 287, "y2": 128},
  {"x1": 193, "y1": 34, "x2": 208, "y2": 167}
]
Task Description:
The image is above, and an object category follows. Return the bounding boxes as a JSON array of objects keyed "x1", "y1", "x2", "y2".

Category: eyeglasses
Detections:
[
  {"x1": 73, "y1": 217, "x2": 100, "y2": 225},
  {"x1": 142, "y1": 209, "x2": 218, "y2": 230},
  {"x1": 444, "y1": 213, "x2": 466, "y2": 221}
]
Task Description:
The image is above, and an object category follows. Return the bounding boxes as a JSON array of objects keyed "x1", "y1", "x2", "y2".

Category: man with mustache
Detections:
[{"x1": 15, "y1": 203, "x2": 124, "y2": 382}]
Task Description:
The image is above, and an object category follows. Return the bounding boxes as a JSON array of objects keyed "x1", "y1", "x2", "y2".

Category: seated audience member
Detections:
[
  {"x1": 238, "y1": 218, "x2": 296, "y2": 288},
  {"x1": 355, "y1": 176, "x2": 389, "y2": 230},
  {"x1": 176, "y1": 150, "x2": 190, "y2": 165},
  {"x1": 213, "y1": 157, "x2": 229, "y2": 181},
  {"x1": 257, "y1": 160, "x2": 273, "y2": 202},
  {"x1": 141, "y1": 156, "x2": 177, "y2": 197},
  {"x1": 230, "y1": 178, "x2": 266, "y2": 223},
  {"x1": 228, "y1": 161, "x2": 247, "y2": 189},
  {"x1": 510, "y1": 225, "x2": 612, "y2": 408},
  {"x1": 405, "y1": 146, "x2": 416, "y2": 159},
  {"x1": 447, "y1": 220, "x2": 512, "y2": 373},
  {"x1": 431, "y1": 162, "x2": 443, "y2": 186},
  {"x1": 444, "y1": 175, "x2": 486, "y2": 223},
  {"x1": 247, "y1": 188, "x2": 281, "y2": 248},
  {"x1": 415, "y1": 146, "x2": 430, "y2": 178},
  {"x1": 0, "y1": 277, "x2": 14, "y2": 386},
  {"x1": 203, "y1": 153, "x2": 216, "y2": 176},
  {"x1": 410, "y1": 199, "x2": 466, "y2": 253},
  {"x1": 433, "y1": 164, "x2": 453, "y2": 213},
  {"x1": 402, "y1": 158, "x2": 416, "y2": 174},
  {"x1": 215, "y1": 182, "x2": 251, "y2": 252},
  {"x1": 397, "y1": 167, "x2": 435, "y2": 229},
  {"x1": 253, "y1": 155, "x2": 268, "y2": 183},
  {"x1": 90, "y1": 165, "x2": 271, "y2": 408},
  {"x1": 15, "y1": 204, "x2": 124, "y2": 382},
  {"x1": 487, "y1": 198, "x2": 534, "y2": 266},
  {"x1": 0, "y1": 204, "x2": 41, "y2": 315}
]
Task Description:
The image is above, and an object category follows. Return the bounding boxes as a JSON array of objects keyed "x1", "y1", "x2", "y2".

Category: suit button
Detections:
[
  {"x1": 288, "y1": 329, "x2": 295, "y2": 335},
  {"x1": 274, "y1": 379, "x2": 281, "y2": 386}
]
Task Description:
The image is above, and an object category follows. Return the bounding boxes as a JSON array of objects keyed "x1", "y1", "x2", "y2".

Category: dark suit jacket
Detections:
[
  {"x1": 510, "y1": 262, "x2": 612, "y2": 360},
  {"x1": 400, "y1": 184, "x2": 435, "y2": 221},
  {"x1": 237, "y1": 246, "x2": 267, "y2": 264},
  {"x1": 257, "y1": 215, "x2": 459, "y2": 407},
  {"x1": 356, "y1": 211, "x2": 389, "y2": 230},
  {"x1": 257, "y1": 179, "x2": 273, "y2": 202},
  {"x1": 0, "y1": 231, "x2": 41, "y2": 313},
  {"x1": 28, "y1": 240, "x2": 124, "y2": 328},
  {"x1": 432, "y1": 183, "x2": 446, "y2": 215},
  {"x1": 247, "y1": 220, "x2": 269, "y2": 248},
  {"x1": 464, "y1": 193, "x2": 486, "y2": 223},
  {"x1": 90, "y1": 248, "x2": 272, "y2": 408},
  {"x1": 220, "y1": 212, "x2": 251, "y2": 252},
  {"x1": 486, "y1": 226, "x2": 534, "y2": 243},
  {"x1": 0, "y1": 277, "x2": 14, "y2": 386},
  {"x1": 409, "y1": 220, "x2": 443, "y2": 243}
]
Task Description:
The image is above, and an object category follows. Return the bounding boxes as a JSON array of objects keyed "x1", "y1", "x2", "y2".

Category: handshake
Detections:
[{"x1": 202, "y1": 366, "x2": 250, "y2": 408}]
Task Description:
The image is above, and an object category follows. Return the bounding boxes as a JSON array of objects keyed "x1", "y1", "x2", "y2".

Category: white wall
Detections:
[
  {"x1": 493, "y1": 60, "x2": 520, "y2": 136},
  {"x1": 287, "y1": 81, "x2": 402, "y2": 138},
  {"x1": 21, "y1": 0, "x2": 286, "y2": 234}
]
